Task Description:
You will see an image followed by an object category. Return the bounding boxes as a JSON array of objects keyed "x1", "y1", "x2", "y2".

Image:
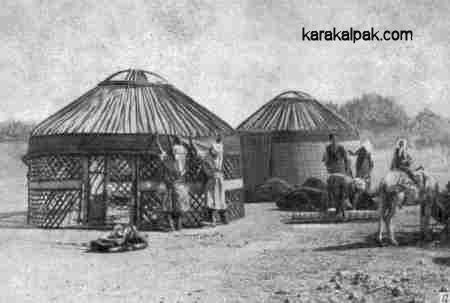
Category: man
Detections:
[
  {"x1": 322, "y1": 133, "x2": 352, "y2": 176},
  {"x1": 204, "y1": 135, "x2": 228, "y2": 225},
  {"x1": 348, "y1": 139, "x2": 374, "y2": 189}
]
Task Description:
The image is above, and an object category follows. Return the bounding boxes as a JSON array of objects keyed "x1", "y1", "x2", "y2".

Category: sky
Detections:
[{"x1": 0, "y1": 0, "x2": 449, "y2": 126}]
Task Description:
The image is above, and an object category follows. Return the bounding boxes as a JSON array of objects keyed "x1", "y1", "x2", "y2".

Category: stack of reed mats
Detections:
[{"x1": 286, "y1": 210, "x2": 379, "y2": 224}]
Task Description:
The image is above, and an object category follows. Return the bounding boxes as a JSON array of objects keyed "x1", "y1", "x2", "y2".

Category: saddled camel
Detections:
[{"x1": 373, "y1": 169, "x2": 438, "y2": 245}]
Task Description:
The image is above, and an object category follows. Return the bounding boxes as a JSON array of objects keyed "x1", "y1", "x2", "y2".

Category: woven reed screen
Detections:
[
  {"x1": 272, "y1": 141, "x2": 327, "y2": 185},
  {"x1": 272, "y1": 140, "x2": 360, "y2": 186}
]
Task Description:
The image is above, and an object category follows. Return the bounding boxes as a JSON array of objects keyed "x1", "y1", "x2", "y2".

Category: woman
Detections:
[{"x1": 204, "y1": 135, "x2": 228, "y2": 225}]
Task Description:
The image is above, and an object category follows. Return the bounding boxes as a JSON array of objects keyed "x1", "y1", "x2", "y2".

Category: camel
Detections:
[{"x1": 373, "y1": 169, "x2": 438, "y2": 245}]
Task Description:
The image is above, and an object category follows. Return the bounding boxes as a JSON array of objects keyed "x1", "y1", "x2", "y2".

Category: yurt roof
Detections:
[
  {"x1": 237, "y1": 90, "x2": 358, "y2": 137},
  {"x1": 31, "y1": 69, "x2": 234, "y2": 138}
]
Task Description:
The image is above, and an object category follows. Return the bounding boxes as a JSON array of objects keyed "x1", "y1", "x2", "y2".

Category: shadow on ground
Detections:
[
  {"x1": 0, "y1": 211, "x2": 31, "y2": 229},
  {"x1": 314, "y1": 231, "x2": 426, "y2": 251},
  {"x1": 433, "y1": 257, "x2": 450, "y2": 267}
]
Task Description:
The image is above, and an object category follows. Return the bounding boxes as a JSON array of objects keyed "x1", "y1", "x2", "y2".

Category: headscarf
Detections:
[
  {"x1": 396, "y1": 138, "x2": 408, "y2": 150},
  {"x1": 361, "y1": 139, "x2": 373, "y2": 154}
]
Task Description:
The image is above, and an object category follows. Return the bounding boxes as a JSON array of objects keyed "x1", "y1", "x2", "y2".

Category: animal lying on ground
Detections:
[{"x1": 373, "y1": 169, "x2": 438, "y2": 245}]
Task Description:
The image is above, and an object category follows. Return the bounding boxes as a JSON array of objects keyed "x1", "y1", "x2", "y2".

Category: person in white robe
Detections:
[{"x1": 205, "y1": 135, "x2": 228, "y2": 225}]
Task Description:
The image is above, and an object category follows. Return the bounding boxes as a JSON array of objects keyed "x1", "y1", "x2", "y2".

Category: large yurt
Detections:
[
  {"x1": 237, "y1": 91, "x2": 359, "y2": 202},
  {"x1": 24, "y1": 69, "x2": 244, "y2": 229}
]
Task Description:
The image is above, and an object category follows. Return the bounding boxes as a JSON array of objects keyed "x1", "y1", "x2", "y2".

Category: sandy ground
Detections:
[{"x1": 0, "y1": 203, "x2": 449, "y2": 303}]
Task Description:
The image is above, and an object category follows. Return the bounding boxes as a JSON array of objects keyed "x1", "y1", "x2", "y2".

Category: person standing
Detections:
[
  {"x1": 322, "y1": 133, "x2": 352, "y2": 176},
  {"x1": 205, "y1": 135, "x2": 228, "y2": 225},
  {"x1": 157, "y1": 135, "x2": 191, "y2": 231},
  {"x1": 348, "y1": 139, "x2": 374, "y2": 189}
]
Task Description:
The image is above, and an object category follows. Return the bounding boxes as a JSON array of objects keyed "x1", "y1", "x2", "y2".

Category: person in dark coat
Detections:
[
  {"x1": 156, "y1": 135, "x2": 191, "y2": 231},
  {"x1": 322, "y1": 133, "x2": 352, "y2": 176},
  {"x1": 348, "y1": 139, "x2": 374, "y2": 189}
]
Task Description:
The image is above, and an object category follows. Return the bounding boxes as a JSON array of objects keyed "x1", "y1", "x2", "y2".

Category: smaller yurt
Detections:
[{"x1": 237, "y1": 91, "x2": 359, "y2": 202}]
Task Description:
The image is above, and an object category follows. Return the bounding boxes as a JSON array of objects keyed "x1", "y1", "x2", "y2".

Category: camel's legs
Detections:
[
  {"x1": 377, "y1": 197, "x2": 385, "y2": 243},
  {"x1": 386, "y1": 202, "x2": 398, "y2": 246},
  {"x1": 377, "y1": 216, "x2": 384, "y2": 243},
  {"x1": 386, "y1": 216, "x2": 398, "y2": 246}
]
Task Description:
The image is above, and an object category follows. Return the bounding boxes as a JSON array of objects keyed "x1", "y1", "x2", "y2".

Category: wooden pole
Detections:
[
  {"x1": 81, "y1": 156, "x2": 89, "y2": 225},
  {"x1": 132, "y1": 156, "x2": 140, "y2": 227},
  {"x1": 104, "y1": 156, "x2": 110, "y2": 226},
  {"x1": 26, "y1": 174, "x2": 30, "y2": 225}
]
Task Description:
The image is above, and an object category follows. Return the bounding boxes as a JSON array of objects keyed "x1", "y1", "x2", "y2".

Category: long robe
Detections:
[
  {"x1": 205, "y1": 143, "x2": 226, "y2": 210},
  {"x1": 160, "y1": 146, "x2": 191, "y2": 213},
  {"x1": 354, "y1": 147, "x2": 374, "y2": 179}
]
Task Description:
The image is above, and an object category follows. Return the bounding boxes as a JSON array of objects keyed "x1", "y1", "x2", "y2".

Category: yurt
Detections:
[
  {"x1": 24, "y1": 69, "x2": 244, "y2": 229},
  {"x1": 237, "y1": 91, "x2": 359, "y2": 202}
]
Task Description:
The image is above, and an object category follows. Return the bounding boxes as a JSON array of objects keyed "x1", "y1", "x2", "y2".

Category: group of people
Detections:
[
  {"x1": 155, "y1": 134, "x2": 228, "y2": 231},
  {"x1": 322, "y1": 133, "x2": 418, "y2": 189}
]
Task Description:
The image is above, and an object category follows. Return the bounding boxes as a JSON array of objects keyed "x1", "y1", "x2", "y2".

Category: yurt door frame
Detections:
[{"x1": 84, "y1": 155, "x2": 138, "y2": 227}]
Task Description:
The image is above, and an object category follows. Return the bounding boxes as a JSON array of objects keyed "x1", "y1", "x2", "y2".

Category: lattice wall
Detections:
[
  {"x1": 27, "y1": 152, "x2": 244, "y2": 229},
  {"x1": 224, "y1": 154, "x2": 242, "y2": 180},
  {"x1": 28, "y1": 155, "x2": 83, "y2": 182},
  {"x1": 28, "y1": 189, "x2": 81, "y2": 228}
]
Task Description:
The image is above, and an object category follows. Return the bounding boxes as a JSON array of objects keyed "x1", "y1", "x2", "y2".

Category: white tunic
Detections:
[
  {"x1": 206, "y1": 142, "x2": 226, "y2": 210},
  {"x1": 210, "y1": 142, "x2": 224, "y2": 170},
  {"x1": 172, "y1": 144, "x2": 188, "y2": 176}
]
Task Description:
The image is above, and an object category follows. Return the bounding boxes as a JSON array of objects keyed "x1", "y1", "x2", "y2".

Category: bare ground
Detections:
[{"x1": 0, "y1": 203, "x2": 449, "y2": 303}]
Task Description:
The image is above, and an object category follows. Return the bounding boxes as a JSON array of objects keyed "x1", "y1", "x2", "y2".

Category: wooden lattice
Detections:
[
  {"x1": 29, "y1": 189, "x2": 81, "y2": 228},
  {"x1": 139, "y1": 154, "x2": 165, "y2": 181},
  {"x1": 109, "y1": 155, "x2": 133, "y2": 182},
  {"x1": 223, "y1": 154, "x2": 241, "y2": 180},
  {"x1": 27, "y1": 151, "x2": 244, "y2": 229},
  {"x1": 184, "y1": 191, "x2": 207, "y2": 227},
  {"x1": 28, "y1": 155, "x2": 83, "y2": 182},
  {"x1": 225, "y1": 188, "x2": 245, "y2": 220},
  {"x1": 139, "y1": 190, "x2": 169, "y2": 230},
  {"x1": 106, "y1": 155, "x2": 133, "y2": 225}
]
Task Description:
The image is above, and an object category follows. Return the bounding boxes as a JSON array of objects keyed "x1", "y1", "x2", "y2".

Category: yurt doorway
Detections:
[
  {"x1": 240, "y1": 134, "x2": 272, "y2": 201},
  {"x1": 87, "y1": 155, "x2": 134, "y2": 226},
  {"x1": 87, "y1": 156, "x2": 106, "y2": 225}
]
